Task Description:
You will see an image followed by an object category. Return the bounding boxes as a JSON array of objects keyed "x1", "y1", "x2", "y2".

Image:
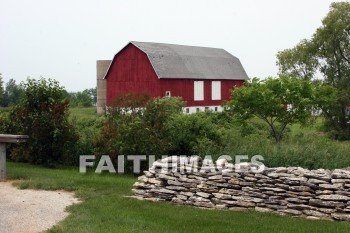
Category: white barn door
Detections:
[
  {"x1": 194, "y1": 81, "x2": 204, "y2": 101},
  {"x1": 211, "y1": 81, "x2": 221, "y2": 100}
]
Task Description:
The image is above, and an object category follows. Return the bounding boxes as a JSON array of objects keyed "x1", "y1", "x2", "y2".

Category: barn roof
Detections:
[{"x1": 107, "y1": 41, "x2": 249, "y2": 80}]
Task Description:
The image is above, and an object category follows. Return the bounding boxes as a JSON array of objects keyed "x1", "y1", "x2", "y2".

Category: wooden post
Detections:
[
  {"x1": 0, "y1": 143, "x2": 6, "y2": 180},
  {"x1": 0, "y1": 134, "x2": 29, "y2": 180}
]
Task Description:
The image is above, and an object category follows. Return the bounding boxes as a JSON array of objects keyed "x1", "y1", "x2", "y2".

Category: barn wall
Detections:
[
  {"x1": 159, "y1": 79, "x2": 243, "y2": 106},
  {"x1": 106, "y1": 44, "x2": 160, "y2": 105},
  {"x1": 105, "y1": 44, "x2": 245, "y2": 107}
]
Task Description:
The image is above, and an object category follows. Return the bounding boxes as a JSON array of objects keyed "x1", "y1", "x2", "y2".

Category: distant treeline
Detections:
[{"x1": 0, "y1": 74, "x2": 96, "y2": 107}]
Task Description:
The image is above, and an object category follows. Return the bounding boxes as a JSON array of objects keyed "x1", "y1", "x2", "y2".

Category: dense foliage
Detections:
[
  {"x1": 225, "y1": 76, "x2": 337, "y2": 142},
  {"x1": 1, "y1": 78, "x2": 78, "y2": 166},
  {"x1": 94, "y1": 94, "x2": 185, "y2": 171}
]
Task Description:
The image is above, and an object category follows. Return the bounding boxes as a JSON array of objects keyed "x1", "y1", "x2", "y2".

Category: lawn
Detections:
[{"x1": 6, "y1": 162, "x2": 350, "y2": 233}]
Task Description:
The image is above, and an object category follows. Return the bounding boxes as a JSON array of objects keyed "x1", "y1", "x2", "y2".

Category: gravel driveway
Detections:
[{"x1": 0, "y1": 181, "x2": 80, "y2": 233}]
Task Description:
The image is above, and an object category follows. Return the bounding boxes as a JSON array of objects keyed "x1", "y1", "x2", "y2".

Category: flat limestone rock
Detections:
[
  {"x1": 309, "y1": 198, "x2": 345, "y2": 208},
  {"x1": 285, "y1": 198, "x2": 308, "y2": 204},
  {"x1": 132, "y1": 189, "x2": 147, "y2": 195},
  {"x1": 289, "y1": 186, "x2": 313, "y2": 192},
  {"x1": 166, "y1": 186, "x2": 188, "y2": 191},
  {"x1": 331, "y1": 179, "x2": 350, "y2": 183},
  {"x1": 331, "y1": 213, "x2": 350, "y2": 221},
  {"x1": 332, "y1": 170, "x2": 350, "y2": 179},
  {"x1": 318, "y1": 195, "x2": 350, "y2": 201},
  {"x1": 167, "y1": 180, "x2": 183, "y2": 186},
  {"x1": 193, "y1": 202, "x2": 215, "y2": 208},
  {"x1": 144, "y1": 171, "x2": 155, "y2": 178},
  {"x1": 212, "y1": 193, "x2": 232, "y2": 200},
  {"x1": 189, "y1": 196, "x2": 211, "y2": 203},
  {"x1": 151, "y1": 188, "x2": 177, "y2": 195},
  {"x1": 319, "y1": 183, "x2": 343, "y2": 190},
  {"x1": 335, "y1": 190, "x2": 350, "y2": 196},
  {"x1": 133, "y1": 182, "x2": 152, "y2": 189},
  {"x1": 260, "y1": 187, "x2": 286, "y2": 193},
  {"x1": 278, "y1": 209, "x2": 302, "y2": 215},
  {"x1": 196, "y1": 192, "x2": 212, "y2": 198},
  {"x1": 208, "y1": 175, "x2": 223, "y2": 180},
  {"x1": 255, "y1": 207, "x2": 274, "y2": 213},
  {"x1": 157, "y1": 173, "x2": 177, "y2": 181},
  {"x1": 287, "y1": 203, "x2": 316, "y2": 211},
  {"x1": 179, "y1": 191, "x2": 194, "y2": 197},
  {"x1": 315, "y1": 190, "x2": 334, "y2": 195},
  {"x1": 308, "y1": 178, "x2": 329, "y2": 184},
  {"x1": 138, "y1": 175, "x2": 148, "y2": 183},
  {"x1": 303, "y1": 210, "x2": 329, "y2": 218},
  {"x1": 147, "y1": 178, "x2": 163, "y2": 185},
  {"x1": 304, "y1": 172, "x2": 331, "y2": 182}
]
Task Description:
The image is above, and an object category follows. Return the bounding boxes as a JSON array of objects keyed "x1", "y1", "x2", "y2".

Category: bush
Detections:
[
  {"x1": 165, "y1": 113, "x2": 222, "y2": 156},
  {"x1": 94, "y1": 94, "x2": 184, "y2": 172},
  {"x1": 6, "y1": 78, "x2": 79, "y2": 166},
  {"x1": 66, "y1": 116, "x2": 105, "y2": 165}
]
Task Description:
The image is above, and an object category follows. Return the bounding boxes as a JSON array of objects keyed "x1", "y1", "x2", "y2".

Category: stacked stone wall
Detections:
[{"x1": 132, "y1": 156, "x2": 350, "y2": 221}]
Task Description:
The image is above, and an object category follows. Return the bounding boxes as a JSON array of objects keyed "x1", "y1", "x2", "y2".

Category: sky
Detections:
[{"x1": 0, "y1": 0, "x2": 345, "y2": 91}]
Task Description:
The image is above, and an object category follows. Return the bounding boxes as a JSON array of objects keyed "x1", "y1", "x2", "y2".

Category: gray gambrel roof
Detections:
[{"x1": 109, "y1": 41, "x2": 249, "y2": 80}]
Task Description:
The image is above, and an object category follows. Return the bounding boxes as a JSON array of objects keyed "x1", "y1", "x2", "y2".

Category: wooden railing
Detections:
[{"x1": 0, "y1": 134, "x2": 29, "y2": 180}]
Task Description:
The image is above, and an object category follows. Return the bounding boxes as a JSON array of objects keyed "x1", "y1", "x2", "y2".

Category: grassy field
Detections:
[
  {"x1": 6, "y1": 162, "x2": 350, "y2": 233},
  {"x1": 69, "y1": 107, "x2": 99, "y2": 121}
]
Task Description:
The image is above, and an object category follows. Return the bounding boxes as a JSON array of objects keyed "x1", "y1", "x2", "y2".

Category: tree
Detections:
[
  {"x1": 225, "y1": 76, "x2": 337, "y2": 142},
  {"x1": 69, "y1": 90, "x2": 92, "y2": 107},
  {"x1": 1, "y1": 78, "x2": 24, "y2": 107},
  {"x1": 68, "y1": 88, "x2": 96, "y2": 107},
  {"x1": 8, "y1": 78, "x2": 78, "y2": 166},
  {"x1": 86, "y1": 87, "x2": 97, "y2": 105},
  {"x1": 276, "y1": 40, "x2": 318, "y2": 80},
  {"x1": 0, "y1": 73, "x2": 4, "y2": 104},
  {"x1": 276, "y1": 2, "x2": 350, "y2": 139}
]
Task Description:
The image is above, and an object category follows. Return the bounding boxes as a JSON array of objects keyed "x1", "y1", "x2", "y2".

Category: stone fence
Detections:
[{"x1": 132, "y1": 156, "x2": 350, "y2": 221}]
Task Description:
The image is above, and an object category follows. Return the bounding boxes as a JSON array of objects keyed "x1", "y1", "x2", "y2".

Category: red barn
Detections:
[{"x1": 96, "y1": 41, "x2": 248, "y2": 114}]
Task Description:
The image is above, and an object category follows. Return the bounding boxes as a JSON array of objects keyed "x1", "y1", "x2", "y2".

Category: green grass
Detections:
[
  {"x1": 211, "y1": 116, "x2": 350, "y2": 170},
  {"x1": 6, "y1": 162, "x2": 350, "y2": 233},
  {"x1": 69, "y1": 107, "x2": 98, "y2": 121}
]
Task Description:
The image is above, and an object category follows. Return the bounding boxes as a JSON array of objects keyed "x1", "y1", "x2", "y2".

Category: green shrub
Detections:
[
  {"x1": 94, "y1": 94, "x2": 185, "y2": 172},
  {"x1": 6, "y1": 78, "x2": 79, "y2": 166},
  {"x1": 66, "y1": 116, "x2": 105, "y2": 165},
  {"x1": 165, "y1": 113, "x2": 222, "y2": 156}
]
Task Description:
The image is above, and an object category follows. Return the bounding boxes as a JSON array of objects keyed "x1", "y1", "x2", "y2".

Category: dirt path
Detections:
[{"x1": 0, "y1": 181, "x2": 80, "y2": 233}]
